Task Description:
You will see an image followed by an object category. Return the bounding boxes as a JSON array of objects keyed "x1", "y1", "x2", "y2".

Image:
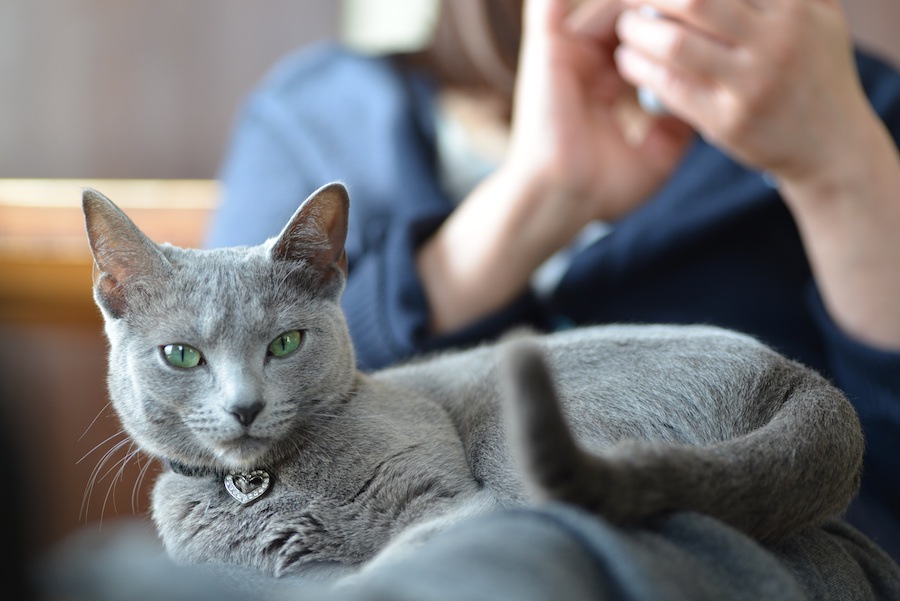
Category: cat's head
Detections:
[{"x1": 83, "y1": 183, "x2": 356, "y2": 471}]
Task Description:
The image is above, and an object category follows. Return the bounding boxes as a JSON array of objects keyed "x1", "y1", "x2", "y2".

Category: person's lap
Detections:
[{"x1": 41, "y1": 504, "x2": 900, "y2": 601}]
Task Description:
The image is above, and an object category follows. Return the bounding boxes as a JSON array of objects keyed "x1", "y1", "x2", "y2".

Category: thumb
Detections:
[{"x1": 523, "y1": 0, "x2": 571, "y2": 36}]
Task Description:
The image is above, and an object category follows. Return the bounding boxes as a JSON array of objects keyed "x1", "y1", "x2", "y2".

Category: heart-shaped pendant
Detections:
[{"x1": 224, "y1": 469, "x2": 271, "y2": 505}]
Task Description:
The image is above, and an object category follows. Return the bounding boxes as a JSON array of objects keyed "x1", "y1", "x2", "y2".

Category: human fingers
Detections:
[
  {"x1": 616, "y1": 7, "x2": 735, "y2": 83},
  {"x1": 563, "y1": 1, "x2": 634, "y2": 102},
  {"x1": 566, "y1": 0, "x2": 622, "y2": 42},
  {"x1": 614, "y1": 41, "x2": 717, "y2": 127},
  {"x1": 523, "y1": 0, "x2": 572, "y2": 36},
  {"x1": 619, "y1": 0, "x2": 757, "y2": 46},
  {"x1": 518, "y1": 0, "x2": 631, "y2": 107},
  {"x1": 616, "y1": 0, "x2": 863, "y2": 179}
]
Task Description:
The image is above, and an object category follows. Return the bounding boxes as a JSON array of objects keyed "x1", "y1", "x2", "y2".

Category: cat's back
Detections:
[
  {"x1": 373, "y1": 323, "x2": 797, "y2": 501},
  {"x1": 376, "y1": 323, "x2": 780, "y2": 421},
  {"x1": 533, "y1": 324, "x2": 790, "y2": 445},
  {"x1": 381, "y1": 322, "x2": 831, "y2": 453}
]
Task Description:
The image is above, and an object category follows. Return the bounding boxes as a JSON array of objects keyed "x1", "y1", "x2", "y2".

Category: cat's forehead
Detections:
[
  {"x1": 138, "y1": 244, "x2": 320, "y2": 341},
  {"x1": 162, "y1": 244, "x2": 270, "y2": 292}
]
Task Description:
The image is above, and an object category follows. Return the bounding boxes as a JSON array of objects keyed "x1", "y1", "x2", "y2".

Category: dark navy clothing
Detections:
[{"x1": 207, "y1": 43, "x2": 900, "y2": 560}]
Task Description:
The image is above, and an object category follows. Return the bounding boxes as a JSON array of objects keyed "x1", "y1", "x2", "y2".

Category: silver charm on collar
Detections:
[{"x1": 224, "y1": 469, "x2": 271, "y2": 505}]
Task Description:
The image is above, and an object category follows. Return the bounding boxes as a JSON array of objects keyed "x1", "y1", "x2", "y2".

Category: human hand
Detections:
[
  {"x1": 418, "y1": 0, "x2": 694, "y2": 334},
  {"x1": 417, "y1": 0, "x2": 697, "y2": 334},
  {"x1": 613, "y1": 0, "x2": 869, "y2": 186},
  {"x1": 614, "y1": 0, "x2": 900, "y2": 349},
  {"x1": 501, "y1": 0, "x2": 693, "y2": 229}
]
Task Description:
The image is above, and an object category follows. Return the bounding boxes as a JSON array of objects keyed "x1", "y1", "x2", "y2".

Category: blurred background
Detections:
[{"x1": 0, "y1": 0, "x2": 898, "y2": 584}]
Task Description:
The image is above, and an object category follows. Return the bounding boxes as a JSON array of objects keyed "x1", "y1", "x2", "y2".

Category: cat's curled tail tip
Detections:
[
  {"x1": 498, "y1": 334, "x2": 588, "y2": 504},
  {"x1": 498, "y1": 333, "x2": 546, "y2": 388}
]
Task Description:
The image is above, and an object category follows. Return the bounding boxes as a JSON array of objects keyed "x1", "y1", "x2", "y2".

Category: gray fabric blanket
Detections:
[{"x1": 41, "y1": 504, "x2": 900, "y2": 601}]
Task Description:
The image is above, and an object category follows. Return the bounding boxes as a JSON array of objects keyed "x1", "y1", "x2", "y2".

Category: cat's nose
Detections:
[{"x1": 228, "y1": 401, "x2": 264, "y2": 427}]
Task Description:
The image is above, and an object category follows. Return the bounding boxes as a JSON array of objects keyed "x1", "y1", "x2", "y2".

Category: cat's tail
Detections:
[{"x1": 498, "y1": 335, "x2": 865, "y2": 542}]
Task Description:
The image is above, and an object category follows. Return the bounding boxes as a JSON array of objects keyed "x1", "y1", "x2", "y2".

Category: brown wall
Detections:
[{"x1": 0, "y1": 0, "x2": 340, "y2": 179}]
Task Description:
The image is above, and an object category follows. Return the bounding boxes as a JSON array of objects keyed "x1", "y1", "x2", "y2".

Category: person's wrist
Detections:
[
  {"x1": 494, "y1": 150, "x2": 600, "y2": 236},
  {"x1": 775, "y1": 107, "x2": 900, "y2": 350},
  {"x1": 476, "y1": 164, "x2": 582, "y2": 265},
  {"x1": 777, "y1": 106, "x2": 889, "y2": 209},
  {"x1": 415, "y1": 169, "x2": 553, "y2": 334}
]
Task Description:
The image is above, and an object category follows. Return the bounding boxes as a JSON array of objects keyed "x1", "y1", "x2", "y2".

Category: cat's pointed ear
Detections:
[
  {"x1": 82, "y1": 188, "x2": 171, "y2": 318},
  {"x1": 271, "y1": 182, "x2": 349, "y2": 291}
]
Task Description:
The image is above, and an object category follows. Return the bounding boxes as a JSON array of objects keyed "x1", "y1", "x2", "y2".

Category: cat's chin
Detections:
[{"x1": 213, "y1": 435, "x2": 273, "y2": 469}]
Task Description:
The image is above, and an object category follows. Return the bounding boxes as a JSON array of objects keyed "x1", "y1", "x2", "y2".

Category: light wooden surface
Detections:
[
  {"x1": 0, "y1": 178, "x2": 218, "y2": 322},
  {"x1": 0, "y1": 178, "x2": 218, "y2": 253}
]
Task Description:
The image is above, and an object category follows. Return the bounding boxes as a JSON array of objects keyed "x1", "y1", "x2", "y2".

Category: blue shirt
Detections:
[{"x1": 207, "y1": 42, "x2": 900, "y2": 560}]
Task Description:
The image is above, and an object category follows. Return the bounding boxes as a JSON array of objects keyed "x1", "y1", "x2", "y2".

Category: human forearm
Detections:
[
  {"x1": 779, "y1": 109, "x2": 900, "y2": 350},
  {"x1": 416, "y1": 167, "x2": 585, "y2": 334}
]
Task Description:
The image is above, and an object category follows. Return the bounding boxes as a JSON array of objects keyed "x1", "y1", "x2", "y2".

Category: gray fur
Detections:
[{"x1": 82, "y1": 183, "x2": 864, "y2": 581}]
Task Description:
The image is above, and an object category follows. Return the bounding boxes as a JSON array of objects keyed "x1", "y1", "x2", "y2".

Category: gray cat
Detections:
[{"x1": 82, "y1": 182, "x2": 864, "y2": 582}]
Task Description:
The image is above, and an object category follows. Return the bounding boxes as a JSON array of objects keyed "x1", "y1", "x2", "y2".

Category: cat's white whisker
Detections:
[
  {"x1": 131, "y1": 451, "x2": 155, "y2": 514},
  {"x1": 77, "y1": 401, "x2": 115, "y2": 442},
  {"x1": 100, "y1": 444, "x2": 141, "y2": 519},
  {"x1": 81, "y1": 435, "x2": 131, "y2": 521},
  {"x1": 96, "y1": 441, "x2": 138, "y2": 483},
  {"x1": 97, "y1": 443, "x2": 143, "y2": 524},
  {"x1": 77, "y1": 429, "x2": 128, "y2": 465}
]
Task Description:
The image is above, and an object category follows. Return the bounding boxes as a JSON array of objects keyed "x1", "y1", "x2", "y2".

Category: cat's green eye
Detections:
[
  {"x1": 268, "y1": 330, "x2": 303, "y2": 358},
  {"x1": 162, "y1": 343, "x2": 204, "y2": 369}
]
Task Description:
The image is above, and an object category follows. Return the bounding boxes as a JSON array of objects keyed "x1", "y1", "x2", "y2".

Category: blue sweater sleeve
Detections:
[
  {"x1": 206, "y1": 92, "x2": 316, "y2": 248},
  {"x1": 808, "y1": 286, "x2": 900, "y2": 559}
]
